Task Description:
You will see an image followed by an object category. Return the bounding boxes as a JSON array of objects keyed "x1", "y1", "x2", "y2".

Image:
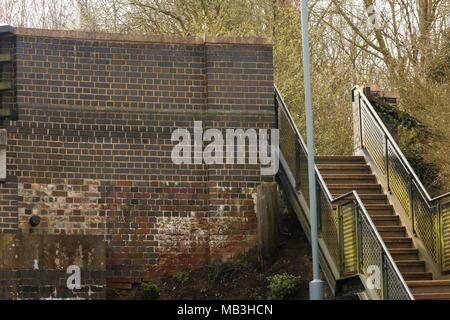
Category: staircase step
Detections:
[
  {"x1": 317, "y1": 164, "x2": 371, "y2": 174},
  {"x1": 315, "y1": 156, "x2": 366, "y2": 164},
  {"x1": 364, "y1": 204, "x2": 394, "y2": 215},
  {"x1": 371, "y1": 215, "x2": 401, "y2": 226},
  {"x1": 378, "y1": 226, "x2": 406, "y2": 237},
  {"x1": 0, "y1": 81, "x2": 12, "y2": 91},
  {"x1": 402, "y1": 272, "x2": 433, "y2": 281},
  {"x1": 413, "y1": 292, "x2": 450, "y2": 300},
  {"x1": 332, "y1": 194, "x2": 388, "y2": 204},
  {"x1": 407, "y1": 280, "x2": 450, "y2": 294},
  {"x1": 383, "y1": 237, "x2": 413, "y2": 249},
  {"x1": 328, "y1": 184, "x2": 382, "y2": 195},
  {"x1": 390, "y1": 248, "x2": 419, "y2": 261},
  {"x1": 396, "y1": 260, "x2": 426, "y2": 273},
  {"x1": 0, "y1": 53, "x2": 12, "y2": 63},
  {"x1": 322, "y1": 174, "x2": 376, "y2": 184}
]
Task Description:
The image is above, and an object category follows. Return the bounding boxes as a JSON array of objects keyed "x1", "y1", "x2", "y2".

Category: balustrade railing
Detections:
[
  {"x1": 353, "y1": 87, "x2": 450, "y2": 272},
  {"x1": 276, "y1": 86, "x2": 413, "y2": 300}
]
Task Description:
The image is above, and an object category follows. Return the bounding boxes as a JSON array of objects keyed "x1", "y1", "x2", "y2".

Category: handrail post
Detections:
[
  {"x1": 382, "y1": 252, "x2": 388, "y2": 299},
  {"x1": 274, "y1": 93, "x2": 279, "y2": 130},
  {"x1": 385, "y1": 135, "x2": 390, "y2": 192},
  {"x1": 353, "y1": 202, "x2": 360, "y2": 273},
  {"x1": 437, "y1": 200, "x2": 443, "y2": 272},
  {"x1": 317, "y1": 182, "x2": 322, "y2": 233},
  {"x1": 359, "y1": 95, "x2": 363, "y2": 149},
  {"x1": 295, "y1": 140, "x2": 301, "y2": 190},
  {"x1": 338, "y1": 204, "x2": 344, "y2": 273},
  {"x1": 356, "y1": 207, "x2": 363, "y2": 273},
  {"x1": 409, "y1": 175, "x2": 416, "y2": 235}
]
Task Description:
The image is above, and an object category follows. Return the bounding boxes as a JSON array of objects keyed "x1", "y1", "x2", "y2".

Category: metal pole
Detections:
[{"x1": 300, "y1": 0, "x2": 324, "y2": 300}]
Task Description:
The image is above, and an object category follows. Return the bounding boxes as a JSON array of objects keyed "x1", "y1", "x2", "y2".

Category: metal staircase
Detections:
[{"x1": 275, "y1": 85, "x2": 450, "y2": 300}]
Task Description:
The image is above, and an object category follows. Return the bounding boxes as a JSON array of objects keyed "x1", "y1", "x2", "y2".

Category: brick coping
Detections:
[{"x1": 0, "y1": 25, "x2": 272, "y2": 46}]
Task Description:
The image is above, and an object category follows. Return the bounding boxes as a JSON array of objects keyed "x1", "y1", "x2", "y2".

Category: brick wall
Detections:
[
  {"x1": 0, "y1": 234, "x2": 106, "y2": 300},
  {"x1": 0, "y1": 27, "x2": 275, "y2": 295},
  {"x1": 0, "y1": 30, "x2": 17, "y2": 233}
]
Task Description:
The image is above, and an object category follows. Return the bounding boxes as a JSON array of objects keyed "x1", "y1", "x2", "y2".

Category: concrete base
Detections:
[{"x1": 309, "y1": 279, "x2": 325, "y2": 300}]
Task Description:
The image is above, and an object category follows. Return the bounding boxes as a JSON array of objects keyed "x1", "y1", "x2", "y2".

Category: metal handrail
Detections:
[
  {"x1": 274, "y1": 85, "x2": 333, "y2": 200},
  {"x1": 353, "y1": 86, "x2": 450, "y2": 272},
  {"x1": 275, "y1": 85, "x2": 414, "y2": 299},
  {"x1": 353, "y1": 192, "x2": 412, "y2": 298},
  {"x1": 353, "y1": 86, "x2": 450, "y2": 204}
]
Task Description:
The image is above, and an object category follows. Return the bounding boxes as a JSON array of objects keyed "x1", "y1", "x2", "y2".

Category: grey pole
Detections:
[{"x1": 300, "y1": 0, "x2": 325, "y2": 300}]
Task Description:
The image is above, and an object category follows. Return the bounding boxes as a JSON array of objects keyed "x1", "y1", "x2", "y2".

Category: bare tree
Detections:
[{"x1": 0, "y1": 0, "x2": 79, "y2": 29}]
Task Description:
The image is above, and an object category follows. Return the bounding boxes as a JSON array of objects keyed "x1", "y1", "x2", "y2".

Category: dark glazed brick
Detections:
[{"x1": 0, "y1": 29, "x2": 275, "y2": 296}]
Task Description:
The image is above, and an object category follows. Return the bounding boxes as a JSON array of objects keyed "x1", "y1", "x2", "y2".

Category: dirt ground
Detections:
[
  {"x1": 158, "y1": 230, "x2": 313, "y2": 300},
  {"x1": 110, "y1": 208, "x2": 332, "y2": 300},
  {"x1": 156, "y1": 211, "x2": 322, "y2": 300}
]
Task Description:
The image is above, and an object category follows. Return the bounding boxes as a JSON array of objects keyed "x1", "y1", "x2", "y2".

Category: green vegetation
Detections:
[
  {"x1": 266, "y1": 273, "x2": 300, "y2": 300},
  {"x1": 207, "y1": 258, "x2": 253, "y2": 284},
  {"x1": 208, "y1": 261, "x2": 244, "y2": 284},
  {"x1": 140, "y1": 281, "x2": 160, "y2": 300},
  {"x1": 174, "y1": 271, "x2": 190, "y2": 285},
  {"x1": 3, "y1": 0, "x2": 449, "y2": 194}
]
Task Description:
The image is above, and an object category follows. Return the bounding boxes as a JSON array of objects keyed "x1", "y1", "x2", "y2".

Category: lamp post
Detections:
[{"x1": 300, "y1": 0, "x2": 325, "y2": 300}]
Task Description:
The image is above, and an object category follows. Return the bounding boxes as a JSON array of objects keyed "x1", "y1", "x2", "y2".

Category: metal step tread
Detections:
[
  {"x1": 378, "y1": 226, "x2": 406, "y2": 231},
  {"x1": 371, "y1": 215, "x2": 399, "y2": 220},
  {"x1": 407, "y1": 280, "x2": 450, "y2": 287},
  {"x1": 402, "y1": 272, "x2": 433, "y2": 280},
  {"x1": 321, "y1": 174, "x2": 375, "y2": 179},
  {"x1": 383, "y1": 237, "x2": 412, "y2": 242},
  {"x1": 331, "y1": 193, "x2": 386, "y2": 198},
  {"x1": 327, "y1": 184, "x2": 381, "y2": 188},
  {"x1": 396, "y1": 260, "x2": 426, "y2": 266},
  {"x1": 378, "y1": 227, "x2": 406, "y2": 237},
  {"x1": 391, "y1": 253, "x2": 420, "y2": 261},
  {"x1": 315, "y1": 155, "x2": 366, "y2": 161},
  {"x1": 408, "y1": 279, "x2": 450, "y2": 295},
  {"x1": 331, "y1": 193, "x2": 388, "y2": 204},
  {"x1": 384, "y1": 237, "x2": 413, "y2": 249},
  {"x1": 390, "y1": 248, "x2": 419, "y2": 253},
  {"x1": 317, "y1": 163, "x2": 370, "y2": 169},
  {"x1": 408, "y1": 280, "x2": 450, "y2": 296},
  {"x1": 364, "y1": 204, "x2": 394, "y2": 209},
  {"x1": 413, "y1": 292, "x2": 450, "y2": 300},
  {"x1": 371, "y1": 215, "x2": 401, "y2": 226},
  {"x1": 365, "y1": 210, "x2": 395, "y2": 216}
]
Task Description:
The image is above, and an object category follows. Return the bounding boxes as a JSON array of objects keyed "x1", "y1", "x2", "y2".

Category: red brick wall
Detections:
[{"x1": 0, "y1": 28, "x2": 275, "y2": 291}]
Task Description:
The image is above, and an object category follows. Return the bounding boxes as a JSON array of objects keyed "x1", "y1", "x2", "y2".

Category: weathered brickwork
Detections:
[
  {"x1": 0, "y1": 28, "x2": 275, "y2": 295},
  {"x1": 0, "y1": 270, "x2": 106, "y2": 300},
  {"x1": 0, "y1": 234, "x2": 106, "y2": 300},
  {"x1": 18, "y1": 179, "x2": 102, "y2": 234},
  {"x1": 0, "y1": 31, "x2": 17, "y2": 233}
]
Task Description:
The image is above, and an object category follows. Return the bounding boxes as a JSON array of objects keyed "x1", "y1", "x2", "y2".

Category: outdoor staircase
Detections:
[
  {"x1": 275, "y1": 85, "x2": 450, "y2": 300},
  {"x1": 316, "y1": 155, "x2": 450, "y2": 300}
]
